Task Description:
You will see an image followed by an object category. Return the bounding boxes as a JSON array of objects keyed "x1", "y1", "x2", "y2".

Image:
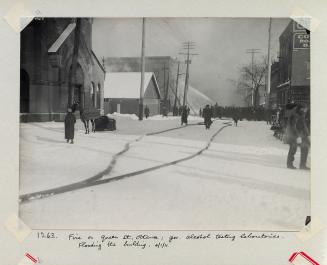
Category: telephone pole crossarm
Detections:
[
  {"x1": 180, "y1": 41, "x2": 198, "y2": 107},
  {"x1": 246, "y1": 48, "x2": 261, "y2": 107}
]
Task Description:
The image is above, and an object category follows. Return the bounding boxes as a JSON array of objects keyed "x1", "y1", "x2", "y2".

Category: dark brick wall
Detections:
[
  {"x1": 20, "y1": 18, "x2": 105, "y2": 122},
  {"x1": 277, "y1": 20, "x2": 310, "y2": 106}
]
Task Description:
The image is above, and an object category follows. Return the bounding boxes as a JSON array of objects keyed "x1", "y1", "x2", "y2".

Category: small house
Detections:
[{"x1": 104, "y1": 72, "x2": 161, "y2": 116}]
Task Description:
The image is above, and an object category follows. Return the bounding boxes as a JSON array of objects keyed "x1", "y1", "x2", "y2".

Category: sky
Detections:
[{"x1": 92, "y1": 18, "x2": 290, "y2": 106}]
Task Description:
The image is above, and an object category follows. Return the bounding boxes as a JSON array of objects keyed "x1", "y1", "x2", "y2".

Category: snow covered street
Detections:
[{"x1": 19, "y1": 116, "x2": 310, "y2": 231}]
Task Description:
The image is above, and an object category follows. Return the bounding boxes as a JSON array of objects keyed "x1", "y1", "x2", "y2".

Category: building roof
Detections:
[
  {"x1": 91, "y1": 50, "x2": 106, "y2": 74},
  {"x1": 48, "y1": 22, "x2": 76, "y2": 53},
  {"x1": 104, "y1": 72, "x2": 160, "y2": 99}
]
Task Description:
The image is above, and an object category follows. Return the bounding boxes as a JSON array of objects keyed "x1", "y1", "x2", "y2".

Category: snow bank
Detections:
[
  {"x1": 108, "y1": 112, "x2": 139, "y2": 120},
  {"x1": 108, "y1": 113, "x2": 204, "y2": 122},
  {"x1": 146, "y1": 115, "x2": 180, "y2": 121},
  {"x1": 188, "y1": 115, "x2": 204, "y2": 121}
]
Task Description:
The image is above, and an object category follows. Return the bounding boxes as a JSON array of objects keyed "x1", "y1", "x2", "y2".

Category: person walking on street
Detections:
[
  {"x1": 64, "y1": 108, "x2": 76, "y2": 144},
  {"x1": 144, "y1": 105, "x2": 150, "y2": 119},
  {"x1": 285, "y1": 104, "x2": 310, "y2": 169},
  {"x1": 203, "y1": 104, "x2": 213, "y2": 129},
  {"x1": 181, "y1": 106, "x2": 188, "y2": 126},
  {"x1": 298, "y1": 104, "x2": 310, "y2": 170},
  {"x1": 232, "y1": 111, "x2": 239, "y2": 126},
  {"x1": 162, "y1": 105, "x2": 168, "y2": 117}
]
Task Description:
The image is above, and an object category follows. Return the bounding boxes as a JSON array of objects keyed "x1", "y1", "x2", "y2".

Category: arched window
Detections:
[
  {"x1": 97, "y1": 84, "x2": 101, "y2": 108},
  {"x1": 91, "y1": 82, "x2": 95, "y2": 107}
]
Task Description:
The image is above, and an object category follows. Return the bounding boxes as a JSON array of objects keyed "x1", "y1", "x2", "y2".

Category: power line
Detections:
[
  {"x1": 173, "y1": 61, "x2": 185, "y2": 114},
  {"x1": 138, "y1": 18, "x2": 146, "y2": 120},
  {"x1": 179, "y1": 41, "x2": 198, "y2": 107},
  {"x1": 162, "y1": 64, "x2": 169, "y2": 102},
  {"x1": 266, "y1": 18, "x2": 272, "y2": 107}
]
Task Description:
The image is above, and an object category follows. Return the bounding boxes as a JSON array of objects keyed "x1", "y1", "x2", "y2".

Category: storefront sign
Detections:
[{"x1": 293, "y1": 33, "x2": 310, "y2": 49}]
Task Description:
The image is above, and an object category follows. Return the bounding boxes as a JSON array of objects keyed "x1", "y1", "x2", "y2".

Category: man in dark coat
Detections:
[
  {"x1": 65, "y1": 108, "x2": 76, "y2": 144},
  {"x1": 232, "y1": 111, "x2": 239, "y2": 126},
  {"x1": 203, "y1": 104, "x2": 213, "y2": 129},
  {"x1": 297, "y1": 105, "x2": 310, "y2": 169},
  {"x1": 162, "y1": 106, "x2": 168, "y2": 117},
  {"x1": 178, "y1": 106, "x2": 183, "y2": 116},
  {"x1": 144, "y1": 105, "x2": 150, "y2": 119},
  {"x1": 181, "y1": 106, "x2": 188, "y2": 126},
  {"x1": 285, "y1": 104, "x2": 310, "y2": 169}
]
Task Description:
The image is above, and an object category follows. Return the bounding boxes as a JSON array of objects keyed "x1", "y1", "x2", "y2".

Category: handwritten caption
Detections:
[{"x1": 36, "y1": 231, "x2": 282, "y2": 251}]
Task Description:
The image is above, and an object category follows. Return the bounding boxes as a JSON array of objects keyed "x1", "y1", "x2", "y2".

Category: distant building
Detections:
[
  {"x1": 276, "y1": 20, "x2": 310, "y2": 107},
  {"x1": 103, "y1": 72, "x2": 161, "y2": 116},
  {"x1": 105, "y1": 56, "x2": 179, "y2": 112},
  {"x1": 20, "y1": 18, "x2": 105, "y2": 122}
]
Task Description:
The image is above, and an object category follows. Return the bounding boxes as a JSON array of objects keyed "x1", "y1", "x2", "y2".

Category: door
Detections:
[
  {"x1": 117, "y1": 103, "x2": 121, "y2": 113},
  {"x1": 73, "y1": 85, "x2": 85, "y2": 108},
  {"x1": 20, "y1": 69, "x2": 29, "y2": 113}
]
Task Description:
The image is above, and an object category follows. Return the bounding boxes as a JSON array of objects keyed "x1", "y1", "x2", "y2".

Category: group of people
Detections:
[
  {"x1": 181, "y1": 105, "x2": 190, "y2": 125},
  {"x1": 64, "y1": 100, "x2": 310, "y2": 170},
  {"x1": 173, "y1": 105, "x2": 191, "y2": 117},
  {"x1": 199, "y1": 102, "x2": 310, "y2": 170},
  {"x1": 199, "y1": 105, "x2": 269, "y2": 122},
  {"x1": 200, "y1": 104, "x2": 240, "y2": 129},
  {"x1": 268, "y1": 101, "x2": 310, "y2": 170},
  {"x1": 202, "y1": 104, "x2": 213, "y2": 129}
]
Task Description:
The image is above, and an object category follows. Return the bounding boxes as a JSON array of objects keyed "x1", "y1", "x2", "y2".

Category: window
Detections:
[
  {"x1": 97, "y1": 84, "x2": 101, "y2": 108},
  {"x1": 91, "y1": 82, "x2": 95, "y2": 107}
]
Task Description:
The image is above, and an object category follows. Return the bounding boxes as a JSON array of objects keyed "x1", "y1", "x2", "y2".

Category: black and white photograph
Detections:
[{"x1": 19, "y1": 17, "x2": 310, "y2": 230}]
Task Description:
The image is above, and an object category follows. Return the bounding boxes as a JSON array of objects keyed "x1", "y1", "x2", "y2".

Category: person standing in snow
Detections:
[
  {"x1": 162, "y1": 105, "x2": 168, "y2": 117},
  {"x1": 181, "y1": 106, "x2": 188, "y2": 126},
  {"x1": 203, "y1": 104, "x2": 213, "y2": 129},
  {"x1": 64, "y1": 108, "x2": 76, "y2": 144},
  {"x1": 232, "y1": 111, "x2": 239, "y2": 126},
  {"x1": 285, "y1": 103, "x2": 310, "y2": 169},
  {"x1": 144, "y1": 105, "x2": 150, "y2": 119}
]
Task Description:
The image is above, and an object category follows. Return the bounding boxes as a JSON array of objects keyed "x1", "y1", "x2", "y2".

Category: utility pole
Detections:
[
  {"x1": 69, "y1": 18, "x2": 81, "y2": 108},
  {"x1": 139, "y1": 17, "x2": 146, "y2": 120},
  {"x1": 266, "y1": 18, "x2": 272, "y2": 108},
  {"x1": 246, "y1": 48, "x2": 260, "y2": 107},
  {"x1": 161, "y1": 64, "x2": 169, "y2": 115},
  {"x1": 173, "y1": 61, "x2": 183, "y2": 114},
  {"x1": 179, "y1": 42, "x2": 198, "y2": 107},
  {"x1": 166, "y1": 69, "x2": 170, "y2": 110},
  {"x1": 162, "y1": 64, "x2": 169, "y2": 102}
]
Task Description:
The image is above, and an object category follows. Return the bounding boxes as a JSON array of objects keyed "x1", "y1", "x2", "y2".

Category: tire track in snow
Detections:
[{"x1": 20, "y1": 120, "x2": 231, "y2": 203}]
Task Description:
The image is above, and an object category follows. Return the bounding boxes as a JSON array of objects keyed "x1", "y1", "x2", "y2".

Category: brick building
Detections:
[
  {"x1": 20, "y1": 18, "x2": 105, "y2": 122},
  {"x1": 276, "y1": 20, "x2": 310, "y2": 108}
]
